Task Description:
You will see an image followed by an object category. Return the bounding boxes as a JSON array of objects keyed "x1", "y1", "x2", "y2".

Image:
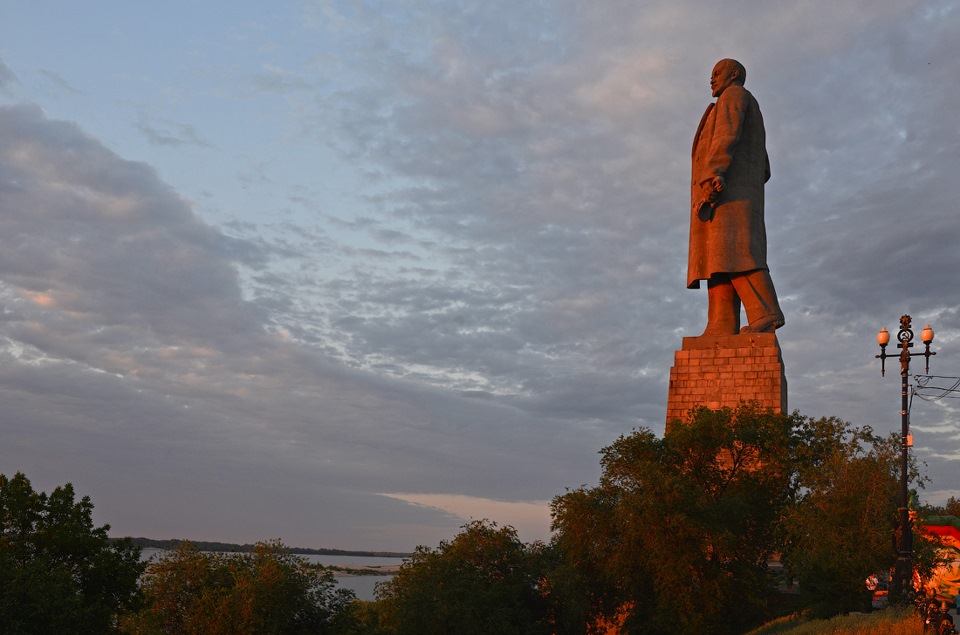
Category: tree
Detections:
[
  {"x1": 0, "y1": 471, "x2": 145, "y2": 634},
  {"x1": 121, "y1": 540, "x2": 357, "y2": 634},
  {"x1": 550, "y1": 404, "x2": 800, "y2": 634},
  {"x1": 777, "y1": 419, "x2": 924, "y2": 616},
  {"x1": 946, "y1": 496, "x2": 960, "y2": 519},
  {"x1": 924, "y1": 495, "x2": 960, "y2": 519},
  {"x1": 548, "y1": 406, "x2": 930, "y2": 632},
  {"x1": 374, "y1": 520, "x2": 550, "y2": 635}
]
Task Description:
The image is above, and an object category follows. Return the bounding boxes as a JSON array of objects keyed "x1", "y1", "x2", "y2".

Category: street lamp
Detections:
[{"x1": 875, "y1": 314, "x2": 936, "y2": 603}]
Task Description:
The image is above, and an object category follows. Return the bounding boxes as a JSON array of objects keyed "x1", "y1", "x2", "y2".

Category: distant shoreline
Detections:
[
  {"x1": 327, "y1": 564, "x2": 402, "y2": 577},
  {"x1": 117, "y1": 536, "x2": 413, "y2": 559}
]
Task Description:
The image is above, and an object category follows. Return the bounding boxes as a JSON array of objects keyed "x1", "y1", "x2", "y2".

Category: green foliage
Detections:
[
  {"x1": 548, "y1": 405, "x2": 921, "y2": 633},
  {"x1": 922, "y1": 495, "x2": 960, "y2": 519},
  {"x1": 121, "y1": 540, "x2": 357, "y2": 634},
  {"x1": 551, "y1": 404, "x2": 800, "y2": 634},
  {"x1": 374, "y1": 520, "x2": 550, "y2": 635},
  {"x1": 946, "y1": 496, "x2": 960, "y2": 519},
  {"x1": 0, "y1": 471, "x2": 145, "y2": 634},
  {"x1": 339, "y1": 600, "x2": 388, "y2": 634},
  {"x1": 776, "y1": 421, "x2": 903, "y2": 617}
]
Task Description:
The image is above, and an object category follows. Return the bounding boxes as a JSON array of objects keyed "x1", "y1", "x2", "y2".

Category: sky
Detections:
[{"x1": 0, "y1": 1, "x2": 958, "y2": 552}]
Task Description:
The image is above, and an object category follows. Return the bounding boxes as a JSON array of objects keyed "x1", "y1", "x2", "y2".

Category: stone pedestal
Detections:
[{"x1": 666, "y1": 333, "x2": 786, "y2": 429}]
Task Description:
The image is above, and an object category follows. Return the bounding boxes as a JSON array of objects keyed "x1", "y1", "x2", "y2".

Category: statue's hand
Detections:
[{"x1": 701, "y1": 176, "x2": 724, "y2": 203}]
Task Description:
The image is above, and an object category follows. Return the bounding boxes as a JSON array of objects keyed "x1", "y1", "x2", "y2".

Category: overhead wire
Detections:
[{"x1": 913, "y1": 375, "x2": 960, "y2": 402}]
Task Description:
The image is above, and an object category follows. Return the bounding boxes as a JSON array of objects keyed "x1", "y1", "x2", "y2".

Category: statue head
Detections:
[{"x1": 710, "y1": 59, "x2": 746, "y2": 98}]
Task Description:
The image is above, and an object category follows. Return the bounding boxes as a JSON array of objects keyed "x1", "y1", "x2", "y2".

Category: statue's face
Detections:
[{"x1": 710, "y1": 61, "x2": 739, "y2": 98}]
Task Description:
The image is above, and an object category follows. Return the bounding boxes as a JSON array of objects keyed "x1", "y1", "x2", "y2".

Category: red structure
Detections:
[{"x1": 919, "y1": 515, "x2": 960, "y2": 604}]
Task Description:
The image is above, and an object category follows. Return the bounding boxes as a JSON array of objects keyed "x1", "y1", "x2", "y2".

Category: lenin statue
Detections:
[{"x1": 688, "y1": 59, "x2": 784, "y2": 336}]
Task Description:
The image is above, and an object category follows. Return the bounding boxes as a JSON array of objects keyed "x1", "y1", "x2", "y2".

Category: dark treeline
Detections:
[
  {"x1": 6, "y1": 405, "x2": 953, "y2": 634},
  {"x1": 118, "y1": 536, "x2": 412, "y2": 559}
]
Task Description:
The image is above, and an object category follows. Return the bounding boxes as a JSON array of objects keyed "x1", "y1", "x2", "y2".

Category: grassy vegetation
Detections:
[{"x1": 745, "y1": 605, "x2": 921, "y2": 635}]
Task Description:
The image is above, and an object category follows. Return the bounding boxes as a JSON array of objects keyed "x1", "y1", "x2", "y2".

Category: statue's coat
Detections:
[{"x1": 688, "y1": 84, "x2": 770, "y2": 289}]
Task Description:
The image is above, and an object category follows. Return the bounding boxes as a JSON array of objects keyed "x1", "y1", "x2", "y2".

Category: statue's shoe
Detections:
[
  {"x1": 740, "y1": 314, "x2": 784, "y2": 334},
  {"x1": 699, "y1": 323, "x2": 739, "y2": 337}
]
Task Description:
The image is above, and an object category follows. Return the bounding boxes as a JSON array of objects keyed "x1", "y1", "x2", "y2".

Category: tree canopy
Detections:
[
  {"x1": 776, "y1": 417, "x2": 907, "y2": 616},
  {"x1": 121, "y1": 540, "x2": 357, "y2": 634},
  {"x1": 549, "y1": 404, "x2": 918, "y2": 633},
  {"x1": 374, "y1": 520, "x2": 550, "y2": 635},
  {"x1": 924, "y1": 496, "x2": 960, "y2": 520},
  {"x1": 0, "y1": 471, "x2": 145, "y2": 634}
]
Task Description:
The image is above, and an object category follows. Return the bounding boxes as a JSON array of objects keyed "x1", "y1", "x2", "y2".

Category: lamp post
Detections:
[{"x1": 875, "y1": 314, "x2": 935, "y2": 603}]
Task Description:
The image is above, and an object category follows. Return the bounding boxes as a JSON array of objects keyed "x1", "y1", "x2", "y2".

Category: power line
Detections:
[{"x1": 913, "y1": 375, "x2": 960, "y2": 402}]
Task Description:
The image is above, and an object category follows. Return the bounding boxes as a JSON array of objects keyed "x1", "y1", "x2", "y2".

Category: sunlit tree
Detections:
[
  {"x1": 550, "y1": 404, "x2": 798, "y2": 634},
  {"x1": 121, "y1": 540, "x2": 357, "y2": 634}
]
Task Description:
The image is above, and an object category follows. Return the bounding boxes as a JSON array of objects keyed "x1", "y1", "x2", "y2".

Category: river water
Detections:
[{"x1": 299, "y1": 553, "x2": 405, "y2": 601}]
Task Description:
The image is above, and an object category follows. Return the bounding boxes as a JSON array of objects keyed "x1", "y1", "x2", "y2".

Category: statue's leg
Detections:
[
  {"x1": 702, "y1": 274, "x2": 741, "y2": 336},
  {"x1": 731, "y1": 269, "x2": 784, "y2": 333}
]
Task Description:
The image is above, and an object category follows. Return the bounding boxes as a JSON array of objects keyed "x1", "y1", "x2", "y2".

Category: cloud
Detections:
[
  {"x1": 378, "y1": 493, "x2": 552, "y2": 543},
  {"x1": 1, "y1": 2, "x2": 959, "y2": 550},
  {"x1": 0, "y1": 101, "x2": 610, "y2": 549},
  {"x1": 0, "y1": 104, "x2": 263, "y2": 352},
  {"x1": 136, "y1": 114, "x2": 211, "y2": 147},
  {"x1": 39, "y1": 70, "x2": 81, "y2": 95},
  {"x1": 290, "y1": 0, "x2": 960, "y2": 504},
  {"x1": 279, "y1": 0, "x2": 960, "y2": 488},
  {"x1": 0, "y1": 58, "x2": 17, "y2": 92}
]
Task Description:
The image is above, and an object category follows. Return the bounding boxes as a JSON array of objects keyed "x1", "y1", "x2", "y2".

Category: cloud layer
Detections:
[{"x1": 0, "y1": 1, "x2": 958, "y2": 550}]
